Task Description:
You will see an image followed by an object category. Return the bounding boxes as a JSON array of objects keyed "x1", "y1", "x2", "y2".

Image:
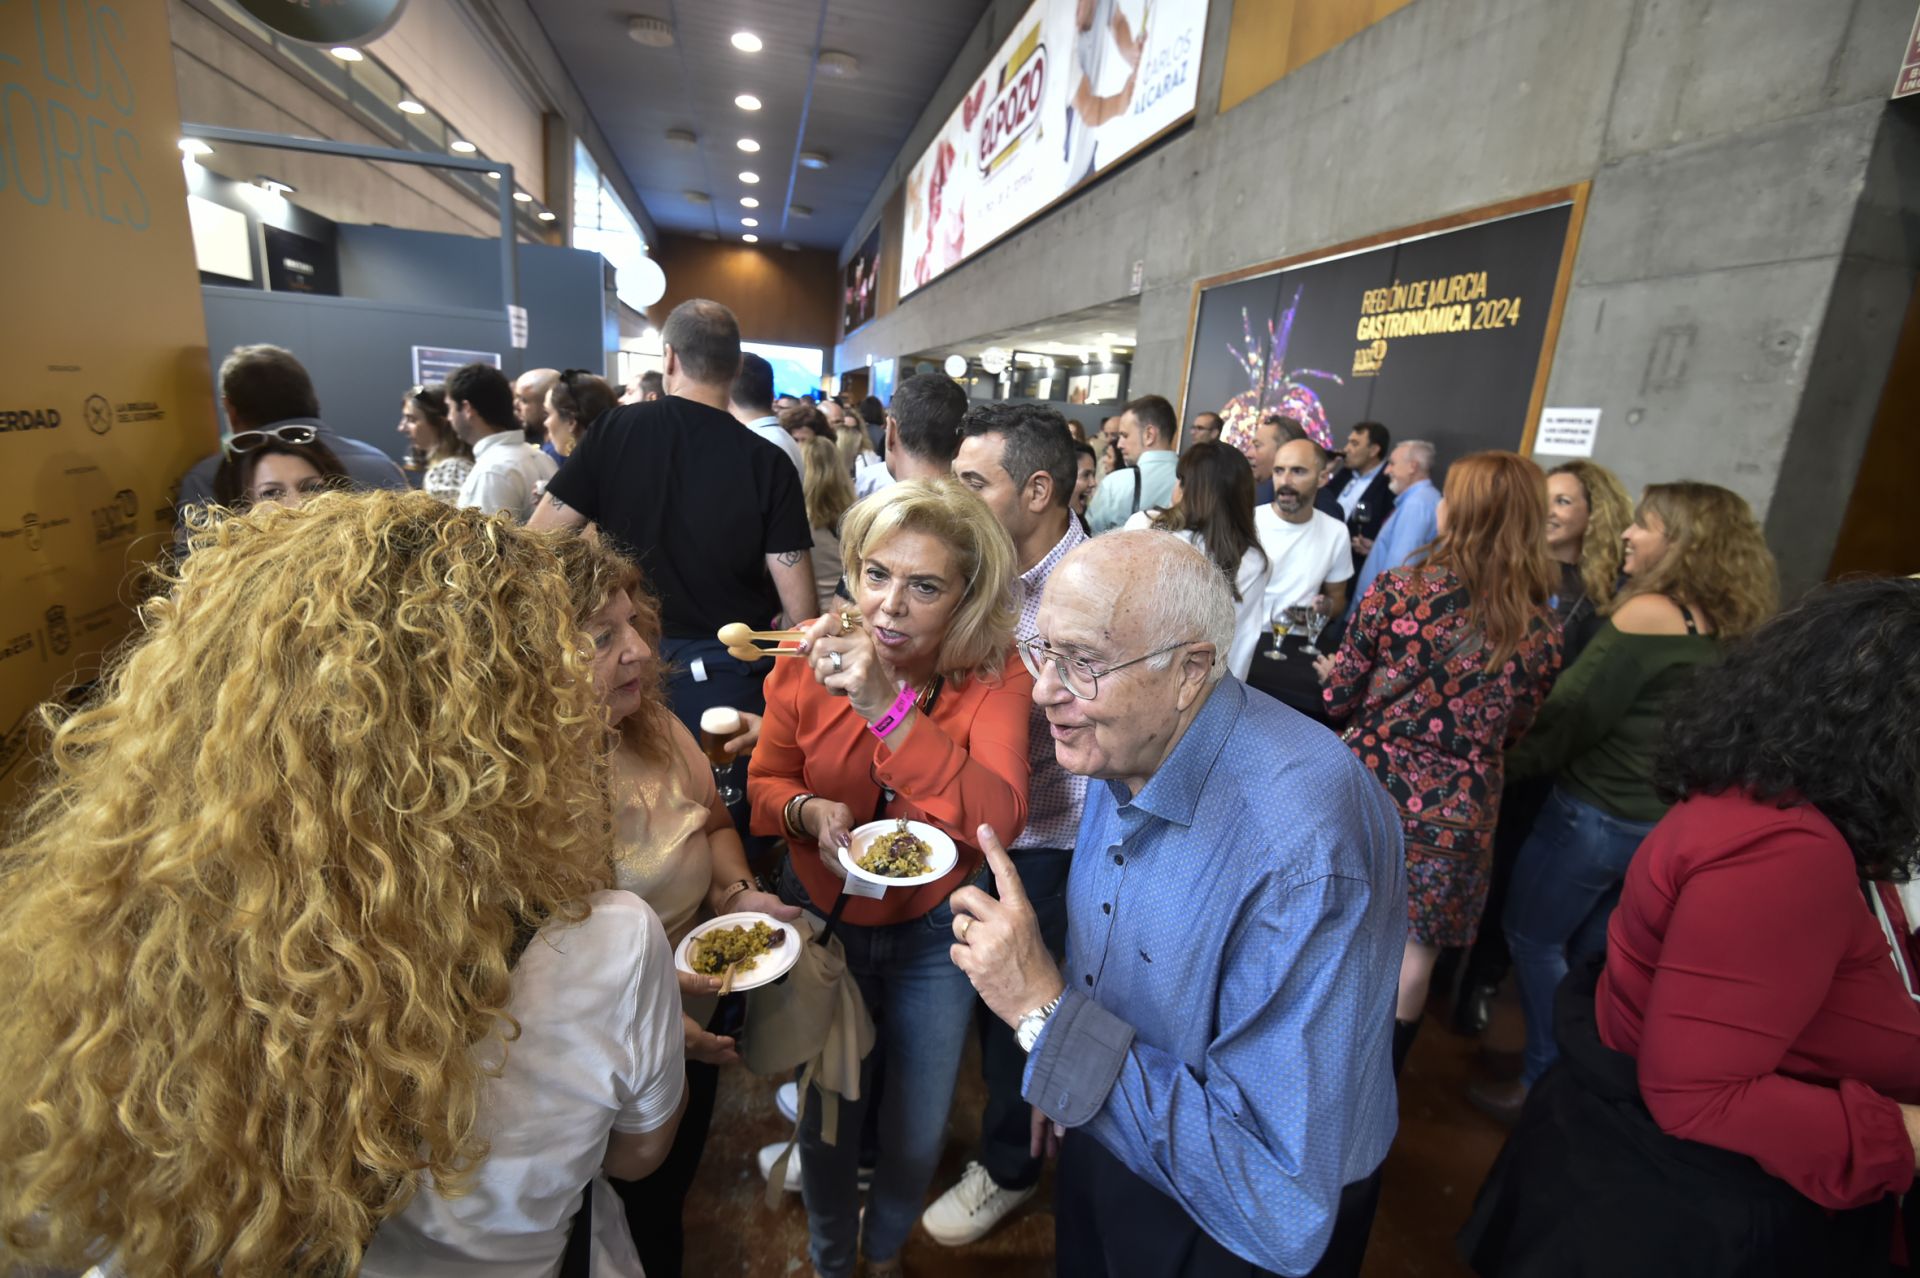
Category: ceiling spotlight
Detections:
[
  {"x1": 789, "y1": 204, "x2": 813, "y2": 217},
  {"x1": 486, "y1": 170, "x2": 501, "y2": 179},
  {"x1": 943, "y1": 354, "x2": 968, "y2": 378},
  {"x1": 742, "y1": 217, "x2": 759, "y2": 227},
  {"x1": 742, "y1": 233, "x2": 760, "y2": 243},
  {"x1": 512, "y1": 190, "x2": 533, "y2": 202},
  {"x1": 798, "y1": 151, "x2": 829, "y2": 170},
  {"x1": 741, "y1": 196, "x2": 760, "y2": 208},
  {"x1": 683, "y1": 189, "x2": 711, "y2": 205},
  {"x1": 450, "y1": 139, "x2": 476, "y2": 153},
  {"x1": 731, "y1": 31, "x2": 762, "y2": 52},
  {"x1": 739, "y1": 170, "x2": 760, "y2": 184},
  {"x1": 627, "y1": 15, "x2": 674, "y2": 46},
  {"x1": 330, "y1": 46, "x2": 364, "y2": 61},
  {"x1": 178, "y1": 138, "x2": 212, "y2": 156},
  {"x1": 537, "y1": 210, "x2": 557, "y2": 221},
  {"x1": 665, "y1": 128, "x2": 697, "y2": 148},
  {"x1": 397, "y1": 97, "x2": 427, "y2": 115},
  {"x1": 817, "y1": 50, "x2": 859, "y2": 77},
  {"x1": 736, "y1": 138, "x2": 760, "y2": 153},
  {"x1": 735, "y1": 94, "x2": 761, "y2": 111}
]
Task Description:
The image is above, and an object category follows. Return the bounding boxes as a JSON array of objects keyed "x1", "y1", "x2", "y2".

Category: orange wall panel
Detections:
[
  {"x1": 1221, "y1": 0, "x2": 1421, "y2": 115},
  {"x1": 651, "y1": 235, "x2": 841, "y2": 351}
]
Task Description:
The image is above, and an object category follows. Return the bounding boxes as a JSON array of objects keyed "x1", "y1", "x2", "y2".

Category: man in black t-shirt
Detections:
[{"x1": 530, "y1": 299, "x2": 815, "y2": 733}]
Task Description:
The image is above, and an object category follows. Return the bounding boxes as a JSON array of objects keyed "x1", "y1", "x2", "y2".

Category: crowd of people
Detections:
[{"x1": 2, "y1": 294, "x2": 1915, "y2": 1278}]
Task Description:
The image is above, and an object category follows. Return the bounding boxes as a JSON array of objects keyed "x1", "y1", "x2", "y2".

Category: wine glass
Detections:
[
  {"x1": 1302, "y1": 604, "x2": 1331, "y2": 656},
  {"x1": 1263, "y1": 611, "x2": 1293, "y2": 661},
  {"x1": 1284, "y1": 605, "x2": 1316, "y2": 658},
  {"x1": 699, "y1": 706, "x2": 745, "y2": 806}
]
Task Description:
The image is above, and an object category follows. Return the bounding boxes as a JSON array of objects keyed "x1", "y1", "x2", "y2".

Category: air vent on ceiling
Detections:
[
  {"x1": 790, "y1": 205, "x2": 813, "y2": 218},
  {"x1": 683, "y1": 190, "x2": 710, "y2": 205},
  {"x1": 798, "y1": 151, "x2": 830, "y2": 170},
  {"x1": 666, "y1": 128, "x2": 697, "y2": 148},
  {"x1": 817, "y1": 50, "x2": 859, "y2": 77},
  {"x1": 628, "y1": 15, "x2": 673, "y2": 47}
]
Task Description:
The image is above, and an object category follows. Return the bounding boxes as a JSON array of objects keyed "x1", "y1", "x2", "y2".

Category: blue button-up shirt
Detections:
[
  {"x1": 1348, "y1": 476, "x2": 1438, "y2": 616},
  {"x1": 1023, "y1": 677, "x2": 1406, "y2": 1275}
]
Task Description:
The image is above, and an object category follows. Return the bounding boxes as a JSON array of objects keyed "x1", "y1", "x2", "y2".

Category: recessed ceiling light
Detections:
[
  {"x1": 450, "y1": 139, "x2": 476, "y2": 153},
  {"x1": 739, "y1": 170, "x2": 760, "y2": 184},
  {"x1": 741, "y1": 196, "x2": 760, "y2": 208},
  {"x1": 397, "y1": 97, "x2": 427, "y2": 115},
  {"x1": 627, "y1": 15, "x2": 674, "y2": 47},
  {"x1": 742, "y1": 233, "x2": 760, "y2": 243},
  {"x1": 735, "y1": 94, "x2": 761, "y2": 111},
  {"x1": 798, "y1": 151, "x2": 829, "y2": 170},
  {"x1": 742, "y1": 217, "x2": 759, "y2": 227},
  {"x1": 537, "y1": 210, "x2": 556, "y2": 221},
  {"x1": 512, "y1": 191, "x2": 532, "y2": 202},
  {"x1": 736, "y1": 138, "x2": 760, "y2": 153},
  {"x1": 330, "y1": 46, "x2": 364, "y2": 61},
  {"x1": 731, "y1": 31, "x2": 762, "y2": 52},
  {"x1": 486, "y1": 170, "x2": 501, "y2": 179},
  {"x1": 178, "y1": 138, "x2": 212, "y2": 156}
]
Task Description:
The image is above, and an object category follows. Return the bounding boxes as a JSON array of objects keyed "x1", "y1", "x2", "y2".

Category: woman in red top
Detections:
[
  {"x1": 749, "y1": 478, "x2": 1031, "y2": 1278},
  {"x1": 1463, "y1": 576, "x2": 1920, "y2": 1276},
  {"x1": 1317, "y1": 451, "x2": 1561, "y2": 1075}
]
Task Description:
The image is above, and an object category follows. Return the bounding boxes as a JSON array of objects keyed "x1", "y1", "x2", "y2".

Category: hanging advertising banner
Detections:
[
  {"x1": 0, "y1": 0, "x2": 215, "y2": 813},
  {"x1": 843, "y1": 226, "x2": 881, "y2": 336},
  {"x1": 899, "y1": 0, "x2": 1209, "y2": 299},
  {"x1": 1181, "y1": 190, "x2": 1588, "y2": 468}
]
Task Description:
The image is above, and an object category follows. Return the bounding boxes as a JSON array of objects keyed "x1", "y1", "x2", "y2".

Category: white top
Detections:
[
  {"x1": 457, "y1": 430, "x2": 558, "y2": 523},
  {"x1": 1255, "y1": 505, "x2": 1355, "y2": 621},
  {"x1": 361, "y1": 891, "x2": 685, "y2": 1277},
  {"x1": 1123, "y1": 515, "x2": 1271, "y2": 679},
  {"x1": 742, "y1": 415, "x2": 803, "y2": 473},
  {"x1": 854, "y1": 458, "x2": 895, "y2": 500}
]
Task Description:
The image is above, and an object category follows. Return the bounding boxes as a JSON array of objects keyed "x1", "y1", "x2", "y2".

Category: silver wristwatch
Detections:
[{"x1": 1015, "y1": 994, "x2": 1064, "y2": 1053}]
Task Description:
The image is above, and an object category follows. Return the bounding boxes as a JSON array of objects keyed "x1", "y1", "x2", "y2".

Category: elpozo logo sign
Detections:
[{"x1": 978, "y1": 37, "x2": 1046, "y2": 174}]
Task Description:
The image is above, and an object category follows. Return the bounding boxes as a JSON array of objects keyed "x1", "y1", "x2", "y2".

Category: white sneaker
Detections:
[
  {"x1": 757, "y1": 1140, "x2": 876, "y2": 1195},
  {"x1": 919, "y1": 1161, "x2": 1036, "y2": 1246},
  {"x1": 758, "y1": 1139, "x2": 803, "y2": 1192},
  {"x1": 776, "y1": 1080, "x2": 799, "y2": 1123}
]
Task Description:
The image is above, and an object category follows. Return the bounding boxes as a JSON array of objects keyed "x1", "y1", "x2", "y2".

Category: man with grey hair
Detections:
[
  {"x1": 1346, "y1": 439, "x2": 1440, "y2": 617},
  {"x1": 949, "y1": 531, "x2": 1406, "y2": 1277}
]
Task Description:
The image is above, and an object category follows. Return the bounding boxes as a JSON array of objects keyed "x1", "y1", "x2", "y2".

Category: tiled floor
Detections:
[{"x1": 682, "y1": 987, "x2": 1524, "y2": 1276}]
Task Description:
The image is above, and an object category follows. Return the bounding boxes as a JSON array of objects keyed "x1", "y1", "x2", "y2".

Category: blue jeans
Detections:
[
  {"x1": 1503, "y1": 785, "x2": 1658, "y2": 1084},
  {"x1": 777, "y1": 858, "x2": 977, "y2": 1277}
]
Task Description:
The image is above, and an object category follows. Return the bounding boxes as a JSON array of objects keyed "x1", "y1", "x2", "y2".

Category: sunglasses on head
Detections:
[{"x1": 225, "y1": 423, "x2": 318, "y2": 455}]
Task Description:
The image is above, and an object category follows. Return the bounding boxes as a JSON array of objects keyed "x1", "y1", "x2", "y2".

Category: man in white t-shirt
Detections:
[
  {"x1": 1249, "y1": 436, "x2": 1353, "y2": 722},
  {"x1": 361, "y1": 890, "x2": 687, "y2": 1275}
]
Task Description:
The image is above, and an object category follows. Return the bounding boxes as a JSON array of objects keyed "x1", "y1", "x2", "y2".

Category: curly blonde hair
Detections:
[
  {"x1": 0, "y1": 490, "x2": 615, "y2": 1276},
  {"x1": 1613, "y1": 481, "x2": 1779, "y2": 638},
  {"x1": 1548, "y1": 460, "x2": 1633, "y2": 607}
]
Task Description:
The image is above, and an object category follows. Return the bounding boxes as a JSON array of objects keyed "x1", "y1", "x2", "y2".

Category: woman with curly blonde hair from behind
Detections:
[{"x1": 0, "y1": 490, "x2": 685, "y2": 1277}]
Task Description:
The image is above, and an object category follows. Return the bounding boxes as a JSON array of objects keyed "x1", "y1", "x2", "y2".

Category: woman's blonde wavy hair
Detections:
[
  {"x1": 1612, "y1": 480, "x2": 1779, "y2": 638},
  {"x1": 1548, "y1": 459, "x2": 1633, "y2": 607},
  {"x1": 839, "y1": 477, "x2": 1018, "y2": 682},
  {"x1": 0, "y1": 490, "x2": 616, "y2": 1276}
]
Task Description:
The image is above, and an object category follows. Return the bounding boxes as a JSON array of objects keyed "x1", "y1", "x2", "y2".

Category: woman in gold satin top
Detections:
[{"x1": 560, "y1": 537, "x2": 800, "y2": 1278}]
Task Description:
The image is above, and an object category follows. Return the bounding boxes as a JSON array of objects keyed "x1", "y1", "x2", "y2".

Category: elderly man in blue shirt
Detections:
[
  {"x1": 1345, "y1": 440, "x2": 1440, "y2": 615},
  {"x1": 950, "y1": 531, "x2": 1406, "y2": 1277}
]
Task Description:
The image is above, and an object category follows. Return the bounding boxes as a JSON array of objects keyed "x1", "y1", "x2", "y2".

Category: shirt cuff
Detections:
[
  {"x1": 1839, "y1": 1079, "x2": 1917, "y2": 1200},
  {"x1": 1021, "y1": 988, "x2": 1134, "y2": 1128}
]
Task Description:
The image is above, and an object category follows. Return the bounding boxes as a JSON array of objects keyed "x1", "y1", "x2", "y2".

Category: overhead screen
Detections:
[{"x1": 899, "y1": 0, "x2": 1209, "y2": 299}]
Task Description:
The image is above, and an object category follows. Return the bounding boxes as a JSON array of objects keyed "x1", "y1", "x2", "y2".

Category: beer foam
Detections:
[{"x1": 700, "y1": 707, "x2": 743, "y2": 735}]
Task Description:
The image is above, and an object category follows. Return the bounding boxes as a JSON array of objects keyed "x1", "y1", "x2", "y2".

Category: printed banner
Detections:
[
  {"x1": 900, "y1": 0, "x2": 1209, "y2": 298},
  {"x1": 1184, "y1": 203, "x2": 1576, "y2": 471},
  {"x1": 1, "y1": 0, "x2": 215, "y2": 812},
  {"x1": 843, "y1": 226, "x2": 880, "y2": 336}
]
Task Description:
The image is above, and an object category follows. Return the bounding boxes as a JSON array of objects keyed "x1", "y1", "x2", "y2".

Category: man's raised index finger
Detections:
[{"x1": 977, "y1": 823, "x2": 1027, "y2": 906}]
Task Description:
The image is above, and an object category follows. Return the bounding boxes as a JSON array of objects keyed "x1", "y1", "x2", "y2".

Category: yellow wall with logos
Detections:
[
  {"x1": 1219, "y1": 0, "x2": 1422, "y2": 115},
  {"x1": 0, "y1": 0, "x2": 213, "y2": 813}
]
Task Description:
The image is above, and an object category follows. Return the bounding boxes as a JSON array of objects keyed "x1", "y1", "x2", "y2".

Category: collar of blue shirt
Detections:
[{"x1": 1102, "y1": 675, "x2": 1246, "y2": 832}]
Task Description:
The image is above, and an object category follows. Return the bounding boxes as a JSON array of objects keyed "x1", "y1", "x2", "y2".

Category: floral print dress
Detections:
[{"x1": 1324, "y1": 566, "x2": 1561, "y2": 946}]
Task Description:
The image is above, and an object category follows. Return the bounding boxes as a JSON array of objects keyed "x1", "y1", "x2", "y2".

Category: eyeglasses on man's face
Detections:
[{"x1": 1016, "y1": 635, "x2": 1205, "y2": 700}]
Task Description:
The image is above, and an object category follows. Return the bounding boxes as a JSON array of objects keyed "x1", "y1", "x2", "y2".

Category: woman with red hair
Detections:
[{"x1": 1317, "y1": 451, "x2": 1563, "y2": 1074}]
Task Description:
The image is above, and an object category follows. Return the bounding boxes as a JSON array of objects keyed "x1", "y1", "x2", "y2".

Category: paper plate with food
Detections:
[
  {"x1": 674, "y1": 912, "x2": 803, "y2": 992},
  {"x1": 838, "y1": 818, "x2": 959, "y2": 890}
]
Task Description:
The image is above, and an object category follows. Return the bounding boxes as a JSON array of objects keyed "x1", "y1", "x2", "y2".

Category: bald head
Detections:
[
  {"x1": 515, "y1": 368, "x2": 558, "y2": 433},
  {"x1": 1035, "y1": 532, "x2": 1232, "y2": 794}
]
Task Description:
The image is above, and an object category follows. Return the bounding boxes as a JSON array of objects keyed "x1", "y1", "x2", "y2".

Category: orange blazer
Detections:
[{"x1": 749, "y1": 648, "x2": 1032, "y2": 926}]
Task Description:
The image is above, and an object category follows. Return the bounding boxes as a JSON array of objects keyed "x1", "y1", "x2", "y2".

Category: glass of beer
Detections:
[{"x1": 700, "y1": 706, "x2": 745, "y2": 805}]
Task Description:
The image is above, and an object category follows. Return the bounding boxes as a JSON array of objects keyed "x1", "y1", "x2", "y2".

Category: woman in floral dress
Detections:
[{"x1": 1316, "y1": 451, "x2": 1562, "y2": 1075}]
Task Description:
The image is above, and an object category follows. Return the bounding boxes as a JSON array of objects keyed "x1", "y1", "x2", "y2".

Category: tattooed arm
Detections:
[
  {"x1": 528, "y1": 490, "x2": 588, "y2": 533},
  {"x1": 767, "y1": 549, "x2": 820, "y2": 629}
]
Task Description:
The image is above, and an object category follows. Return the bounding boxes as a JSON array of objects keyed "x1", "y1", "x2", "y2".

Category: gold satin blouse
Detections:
[{"x1": 611, "y1": 717, "x2": 720, "y2": 949}]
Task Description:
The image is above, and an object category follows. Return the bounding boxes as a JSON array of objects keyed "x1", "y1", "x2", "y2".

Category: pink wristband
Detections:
[{"x1": 868, "y1": 684, "x2": 919, "y2": 739}]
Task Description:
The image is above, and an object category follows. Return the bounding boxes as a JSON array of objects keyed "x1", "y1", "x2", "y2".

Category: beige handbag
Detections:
[{"x1": 743, "y1": 910, "x2": 875, "y2": 1207}]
